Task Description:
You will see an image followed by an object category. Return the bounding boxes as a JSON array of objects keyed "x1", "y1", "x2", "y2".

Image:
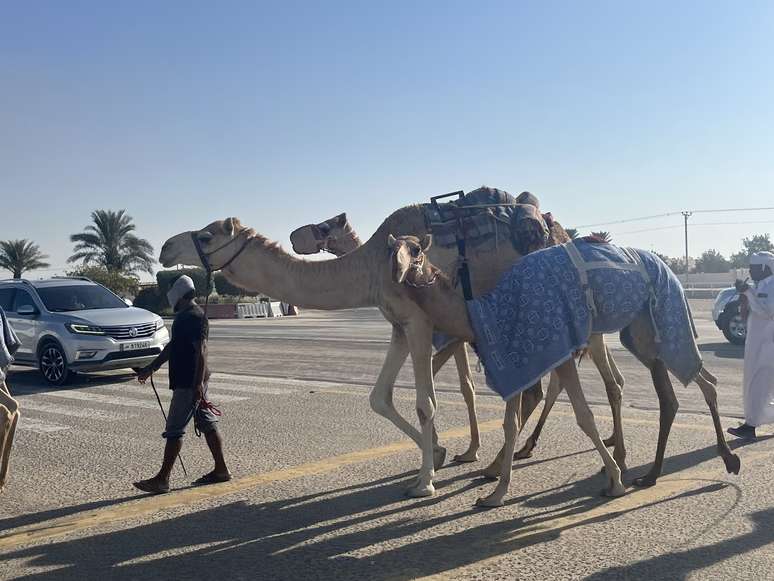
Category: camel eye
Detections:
[
  {"x1": 411, "y1": 246, "x2": 420, "y2": 257},
  {"x1": 197, "y1": 232, "x2": 213, "y2": 243}
]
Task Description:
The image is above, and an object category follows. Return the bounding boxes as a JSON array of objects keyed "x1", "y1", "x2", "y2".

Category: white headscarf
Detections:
[
  {"x1": 750, "y1": 251, "x2": 774, "y2": 272},
  {"x1": 167, "y1": 275, "x2": 196, "y2": 309}
]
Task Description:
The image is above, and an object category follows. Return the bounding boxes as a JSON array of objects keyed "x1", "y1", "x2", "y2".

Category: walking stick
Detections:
[{"x1": 149, "y1": 373, "x2": 188, "y2": 477}]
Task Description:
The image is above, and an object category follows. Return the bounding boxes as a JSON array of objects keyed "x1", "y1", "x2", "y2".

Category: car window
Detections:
[
  {"x1": 36, "y1": 284, "x2": 128, "y2": 312},
  {"x1": 12, "y1": 289, "x2": 36, "y2": 313},
  {"x1": 0, "y1": 288, "x2": 14, "y2": 311}
]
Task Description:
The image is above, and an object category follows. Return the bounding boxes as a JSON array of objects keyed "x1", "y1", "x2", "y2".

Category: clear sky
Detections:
[{"x1": 2, "y1": 1, "x2": 774, "y2": 280}]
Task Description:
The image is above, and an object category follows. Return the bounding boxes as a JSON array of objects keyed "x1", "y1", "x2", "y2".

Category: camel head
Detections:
[
  {"x1": 510, "y1": 204, "x2": 550, "y2": 256},
  {"x1": 387, "y1": 234, "x2": 434, "y2": 285},
  {"x1": 289, "y1": 213, "x2": 359, "y2": 256},
  {"x1": 159, "y1": 217, "x2": 252, "y2": 269}
]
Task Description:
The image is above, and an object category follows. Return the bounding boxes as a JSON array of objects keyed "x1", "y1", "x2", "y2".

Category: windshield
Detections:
[{"x1": 37, "y1": 285, "x2": 128, "y2": 312}]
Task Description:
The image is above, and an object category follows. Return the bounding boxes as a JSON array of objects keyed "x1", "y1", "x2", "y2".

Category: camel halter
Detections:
[
  {"x1": 191, "y1": 228, "x2": 253, "y2": 275},
  {"x1": 395, "y1": 246, "x2": 439, "y2": 288}
]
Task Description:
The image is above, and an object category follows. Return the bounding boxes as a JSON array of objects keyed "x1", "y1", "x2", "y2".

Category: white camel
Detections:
[{"x1": 387, "y1": 234, "x2": 740, "y2": 506}]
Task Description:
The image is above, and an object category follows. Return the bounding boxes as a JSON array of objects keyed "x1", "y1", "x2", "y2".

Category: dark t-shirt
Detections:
[{"x1": 168, "y1": 304, "x2": 209, "y2": 390}]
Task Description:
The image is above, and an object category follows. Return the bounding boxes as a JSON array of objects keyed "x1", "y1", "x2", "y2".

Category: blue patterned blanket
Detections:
[{"x1": 467, "y1": 240, "x2": 702, "y2": 401}]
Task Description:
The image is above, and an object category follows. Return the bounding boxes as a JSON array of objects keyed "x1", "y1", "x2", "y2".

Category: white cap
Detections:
[
  {"x1": 750, "y1": 251, "x2": 774, "y2": 270},
  {"x1": 167, "y1": 275, "x2": 196, "y2": 308}
]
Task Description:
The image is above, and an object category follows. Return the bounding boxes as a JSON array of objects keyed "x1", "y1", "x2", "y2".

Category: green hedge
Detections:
[{"x1": 133, "y1": 286, "x2": 167, "y2": 314}]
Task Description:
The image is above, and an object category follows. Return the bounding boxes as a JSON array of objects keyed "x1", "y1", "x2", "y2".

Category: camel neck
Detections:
[
  {"x1": 221, "y1": 237, "x2": 379, "y2": 310},
  {"x1": 408, "y1": 279, "x2": 476, "y2": 342}
]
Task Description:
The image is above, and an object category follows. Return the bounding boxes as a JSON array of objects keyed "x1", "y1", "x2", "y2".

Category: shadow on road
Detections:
[
  {"x1": 698, "y1": 342, "x2": 744, "y2": 360},
  {"x1": 2, "y1": 436, "x2": 763, "y2": 580}
]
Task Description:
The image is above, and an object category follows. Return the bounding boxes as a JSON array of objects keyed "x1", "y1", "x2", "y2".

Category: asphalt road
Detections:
[{"x1": 1, "y1": 299, "x2": 769, "y2": 580}]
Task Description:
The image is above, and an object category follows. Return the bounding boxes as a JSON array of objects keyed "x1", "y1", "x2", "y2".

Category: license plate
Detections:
[{"x1": 120, "y1": 341, "x2": 152, "y2": 352}]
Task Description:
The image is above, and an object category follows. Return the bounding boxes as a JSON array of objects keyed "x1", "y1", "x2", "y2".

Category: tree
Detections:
[
  {"x1": 66, "y1": 265, "x2": 139, "y2": 298},
  {"x1": 730, "y1": 233, "x2": 774, "y2": 268},
  {"x1": 0, "y1": 239, "x2": 50, "y2": 279},
  {"x1": 591, "y1": 231, "x2": 612, "y2": 242},
  {"x1": 69, "y1": 209, "x2": 154, "y2": 275},
  {"x1": 694, "y1": 249, "x2": 731, "y2": 273},
  {"x1": 565, "y1": 228, "x2": 579, "y2": 240}
]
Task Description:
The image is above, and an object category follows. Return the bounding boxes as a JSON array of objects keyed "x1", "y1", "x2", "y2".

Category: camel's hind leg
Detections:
[
  {"x1": 556, "y1": 359, "x2": 625, "y2": 497},
  {"x1": 443, "y1": 343, "x2": 480, "y2": 463},
  {"x1": 695, "y1": 369, "x2": 740, "y2": 476},
  {"x1": 0, "y1": 378, "x2": 19, "y2": 491},
  {"x1": 514, "y1": 372, "x2": 561, "y2": 460},
  {"x1": 588, "y1": 334, "x2": 627, "y2": 471},
  {"x1": 476, "y1": 394, "x2": 521, "y2": 507}
]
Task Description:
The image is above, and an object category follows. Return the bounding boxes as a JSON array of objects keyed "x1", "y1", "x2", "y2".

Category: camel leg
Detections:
[
  {"x1": 369, "y1": 325, "x2": 422, "y2": 447},
  {"x1": 695, "y1": 368, "x2": 740, "y2": 476},
  {"x1": 588, "y1": 334, "x2": 627, "y2": 471},
  {"x1": 0, "y1": 409, "x2": 18, "y2": 491},
  {"x1": 632, "y1": 359, "x2": 678, "y2": 488},
  {"x1": 450, "y1": 344, "x2": 480, "y2": 463},
  {"x1": 557, "y1": 359, "x2": 625, "y2": 497},
  {"x1": 514, "y1": 372, "x2": 561, "y2": 460},
  {"x1": 476, "y1": 394, "x2": 521, "y2": 507},
  {"x1": 602, "y1": 343, "x2": 626, "y2": 446},
  {"x1": 405, "y1": 321, "x2": 440, "y2": 498}
]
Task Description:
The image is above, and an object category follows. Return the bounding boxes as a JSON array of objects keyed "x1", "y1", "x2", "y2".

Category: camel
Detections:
[
  {"x1": 386, "y1": 234, "x2": 740, "y2": 506},
  {"x1": 291, "y1": 212, "x2": 483, "y2": 463},
  {"x1": 158, "y1": 187, "x2": 623, "y2": 497},
  {"x1": 289, "y1": 207, "x2": 627, "y2": 469}
]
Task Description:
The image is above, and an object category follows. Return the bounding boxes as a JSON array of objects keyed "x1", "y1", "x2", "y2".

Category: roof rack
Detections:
[
  {"x1": 51, "y1": 276, "x2": 94, "y2": 283},
  {"x1": 0, "y1": 278, "x2": 32, "y2": 285}
]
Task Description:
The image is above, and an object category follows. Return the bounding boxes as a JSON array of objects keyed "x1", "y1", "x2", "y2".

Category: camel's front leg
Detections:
[
  {"x1": 0, "y1": 380, "x2": 19, "y2": 490},
  {"x1": 406, "y1": 322, "x2": 439, "y2": 498},
  {"x1": 369, "y1": 325, "x2": 422, "y2": 446},
  {"x1": 556, "y1": 359, "x2": 625, "y2": 497},
  {"x1": 588, "y1": 334, "x2": 627, "y2": 471},
  {"x1": 476, "y1": 395, "x2": 520, "y2": 507},
  {"x1": 695, "y1": 368, "x2": 740, "y2": 476}
]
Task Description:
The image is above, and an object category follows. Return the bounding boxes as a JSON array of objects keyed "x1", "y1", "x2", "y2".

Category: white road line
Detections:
[
  {"x1": 40, "y1": 390, "x2": 160, "y2": 410},
  {"x1": 18, "y1": 417, "x2": 70, "y2": 434},
  {"x1": 20, "y1": 401, "x2": 127, "y2": 421}
]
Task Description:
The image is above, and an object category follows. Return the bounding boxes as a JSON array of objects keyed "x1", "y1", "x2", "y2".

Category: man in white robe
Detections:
[{"x1": 728, "y1": 251, "x2": 774, "y2": 440}]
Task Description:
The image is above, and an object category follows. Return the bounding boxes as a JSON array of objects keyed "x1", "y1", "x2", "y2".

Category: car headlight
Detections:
[
  {"x1": 155, "y1": 318, "x2": 165, "y2": 331},
  {"x1": 66, "y1": 323, "x2": 106, "y2": 335}
]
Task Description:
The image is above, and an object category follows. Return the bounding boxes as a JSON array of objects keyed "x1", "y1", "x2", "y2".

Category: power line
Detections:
[
  {"x1": 616, "y1": 220, "x2": 774, "y2": 236},
  {"x1": 577, "y1": 206, "x2": 774, "y2": 228}
]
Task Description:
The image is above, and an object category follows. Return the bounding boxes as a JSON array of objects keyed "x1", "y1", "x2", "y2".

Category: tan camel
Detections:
[
  {"x1": 291, "y1": 213, "x2": 482, "y2": 463},
  {"x1": 387, "y1": 234, "x2": 740, "y2": 506},
  {"x1": 159, "y1": 190, "x2": 623, "y2": 497},
  {"x1": 0, "y1": 370, "x2": 20, "y2": 492},
  {"x1": 290, "y1": 208, "x2": 627, "y2": 468}
]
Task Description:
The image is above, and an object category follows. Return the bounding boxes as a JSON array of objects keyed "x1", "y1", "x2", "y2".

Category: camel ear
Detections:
[
  {"x1": 420, "y1": 234, "x2": 432, "y2": 252},
  {"x1": 387, "y1": 234, "x2": 397, "y2": 249},
  {"x1": 335, "y1": 213, "x2": 347, "y2": 226}
]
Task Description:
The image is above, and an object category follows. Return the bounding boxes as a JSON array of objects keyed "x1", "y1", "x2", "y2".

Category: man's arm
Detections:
[
  {"x1": 137, "y1": 341, "x2": 172, "y2": 382},
  {"x1": 744, "y1": 281, "x2": 774, "y2": 319},
  {"x1": 192, "y1": 338, "x2": 208, "y2": 399}
]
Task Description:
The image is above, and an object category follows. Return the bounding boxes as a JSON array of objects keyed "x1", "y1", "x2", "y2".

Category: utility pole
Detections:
[{"x1": 682, "y1": 211, "x2": 693, "y2": 284}]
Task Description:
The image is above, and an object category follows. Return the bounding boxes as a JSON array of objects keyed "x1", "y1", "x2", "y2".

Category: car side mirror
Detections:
[{"x1": 16, "y1": 304, "x2": 38, "y2": 316}]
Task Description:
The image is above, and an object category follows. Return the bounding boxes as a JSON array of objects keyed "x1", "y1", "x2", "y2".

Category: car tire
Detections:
[
  {"x1": 722, "y1": 302, "x2": 747, "y2": 345},
  {"x1": 38, "y1": 341, "x2": 71, "y2": 386}
]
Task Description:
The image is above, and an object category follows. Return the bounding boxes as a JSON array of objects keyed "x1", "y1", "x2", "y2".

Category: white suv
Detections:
[{"x1": 0, "y1": 277, "x2": 169, "y2": 385}]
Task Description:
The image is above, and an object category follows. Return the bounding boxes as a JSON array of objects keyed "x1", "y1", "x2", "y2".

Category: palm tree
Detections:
[
  {"x1": 0, "y1": 239, "x2": 50, "y2": 279},
  {"x1": 591, "y1": 231, "x2": 613, "y2": 242},
  {"x1": 565, "y1": 228, "x2": 579, "y2": 240},
  {"x1": 69, "y1": 209, "x2": 155, "y2": 275}
]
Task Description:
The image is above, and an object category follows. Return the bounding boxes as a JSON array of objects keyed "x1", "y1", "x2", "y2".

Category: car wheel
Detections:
[
  {"x1": 722, "y1": 302, "x2": 746, "y2": 345},
  {"x1": 39, "y1": 341, "x2": 71, "y2": 386}
]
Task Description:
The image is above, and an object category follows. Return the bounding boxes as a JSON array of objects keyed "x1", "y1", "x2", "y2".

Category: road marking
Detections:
[
  {"x1": 20, "y1": 401, "x2": 127, "y2": 421},
  {"x1": 0, "y1": 418, "x2": 503, "y2": 551},
  {"x1": 39, "y1": 390, "x2": 160, "y2": 410},
  {"x1": 17, "y1": 417, "x2": 70, "y2": 434}
]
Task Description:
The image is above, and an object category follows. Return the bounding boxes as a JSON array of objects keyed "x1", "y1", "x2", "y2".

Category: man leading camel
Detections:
[
  {"x1": 134, "y1": 275, "x2": 231, "y2": 494},
  {"x1": 728, "y1": 251, "x2": 774, "y2": 440}
]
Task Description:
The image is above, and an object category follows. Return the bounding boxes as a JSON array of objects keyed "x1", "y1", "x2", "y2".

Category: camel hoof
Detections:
[
  {"x1": 514, "y1": 437, "x2": 535, "y2": 460},
  {"x1": 475, "y1": 495, "x2": 504, "y2": 508},
  {"x1": 601, "y1": 485, "x2": 626, "y2": 498},
  {"x1": 632, "y1": 475, "x2": 657, "y2": 488},
  {"x1": 602, "y1": 435, "x2": 615, "y2": 448},
  {"x1": 481, "y1": 463, "x2": 501, "y2": 480},
  {"x1": 725, "y1": 453, "x2": 741, "y2": 475},
  {"x1": 433, "y1": 447, "x2": 447, "y2": 470},
  {"x1": 453, "y1": 450, "x2": 479, "y2": 463},
  {"x1": 405, "y1": 483, "x2": 435, "y2": 498}
]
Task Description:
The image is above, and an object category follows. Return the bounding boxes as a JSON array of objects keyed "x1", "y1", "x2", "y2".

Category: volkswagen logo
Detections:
[{"x1": 129, "y1": 327, "x2": 138, "y2": 338}]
